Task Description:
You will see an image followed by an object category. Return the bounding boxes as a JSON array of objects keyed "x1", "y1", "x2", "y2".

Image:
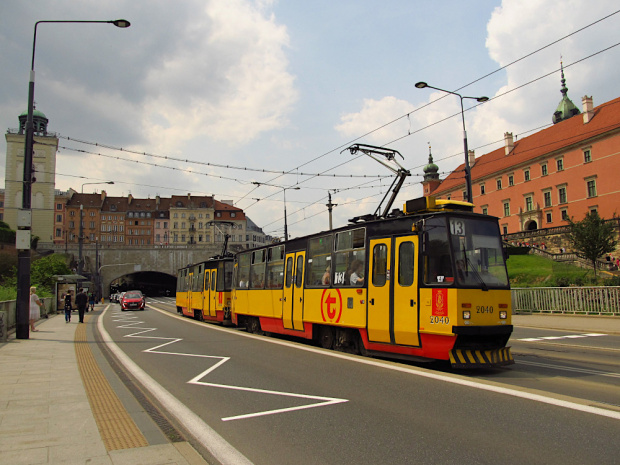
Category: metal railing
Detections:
[{"x1": 512, "y1": 286, "x2": 620, "y2": 315}]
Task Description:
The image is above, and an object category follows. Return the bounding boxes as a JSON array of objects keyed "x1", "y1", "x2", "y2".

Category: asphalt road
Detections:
[{"x1": 99, "y1": 299, "x2": 620, "y2": 465}]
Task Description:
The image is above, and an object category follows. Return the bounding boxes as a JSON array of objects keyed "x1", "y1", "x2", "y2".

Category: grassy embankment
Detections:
[{"x1": 507, "y1": 254, "x2": 618, "y2": 287}]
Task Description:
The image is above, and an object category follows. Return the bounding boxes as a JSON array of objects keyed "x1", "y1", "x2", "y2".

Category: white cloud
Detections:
[
  {"x1": 142, "y1": 0, "x2": 298, "y2": 152},
  {"x1": 335, "y1": 96, "x2": 412, "y2": 144}
]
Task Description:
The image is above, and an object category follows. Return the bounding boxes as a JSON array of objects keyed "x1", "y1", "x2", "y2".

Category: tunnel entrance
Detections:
[{"x1": 110, "y1": 271, "x2": 176, "y2": 297}]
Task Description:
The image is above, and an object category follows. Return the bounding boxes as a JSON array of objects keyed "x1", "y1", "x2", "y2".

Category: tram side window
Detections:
[
  {"x1": 236, "y1": 253, "x2": 251, "y2": 288},
  {"x1": 266, "y1": 245, "x2": 285, "y2": 289},
  {"x1": 372, "y1": 244, "x2": 387, "y2": 286},
  {"x1": 192, "y1": 265, "x2": 203, "y2": 292},
  {"x1": 333, "y1": 228, "x2": 366, "y2": 286},
  {"x1": 176, "y1": 269, "x2": 185, "y2": 292},
  {"x1": 399, "y1": 241, "x2": 415, "y2": 286},
  {"x1": 307, "y1": 235, "x2": 332, "y2": 286},
  {"x1": 423, "y1": 218, "x2": 453, "y2": 285},
  {"x1": 211, "y1": 271, "x2": 216, "y2": 291},
  {"x1": 251, "y1": 249, "x2": 266, "y2": 289},
  {"x1": 217, "y1": 261, "x2": 234, "y2": 291}
]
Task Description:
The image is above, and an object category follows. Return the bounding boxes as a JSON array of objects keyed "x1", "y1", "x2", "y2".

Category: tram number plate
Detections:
[
  {"x1": 430, "y1": 316, "x2": 450, "y2": 324},
  {"x1": 477, "y1": 306, "x2": 494, "y2": 313}
]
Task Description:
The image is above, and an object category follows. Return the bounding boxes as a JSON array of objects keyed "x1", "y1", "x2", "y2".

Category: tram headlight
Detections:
[
  {"x1": 499, "y1": 311, "x2": 508, "y2": 319},
  {"x1": 463, "y1": 310, "x2": 471, "y2": 320}
]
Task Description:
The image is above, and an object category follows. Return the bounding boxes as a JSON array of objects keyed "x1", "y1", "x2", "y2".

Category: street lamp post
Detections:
[
  {"x1": 252, "y1": 182, "x2": 300, "y2": 240},
  {"x1": 15, "y1": 19, "x2": 130, "y2": 339},
  {"x1": 81, "y1": 181, "x2": 114, "y2": 193},
  {"x1": 414, "y1": 82, "x2": 488, "y2": 204}
]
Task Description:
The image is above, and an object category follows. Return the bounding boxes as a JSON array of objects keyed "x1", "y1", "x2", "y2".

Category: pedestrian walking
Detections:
[
  {"x1": 64, "y1": 292, "x2": 72, "y2": 323},
  {"x1": 75, "y1": 288, "x2": 88, "y2": 323},
  {"x1": 88, "y1": 292, "x2": 95, "y2": 312},
  {"x1": 29, "y1": 286, "x2": 43, "y2": 332}
]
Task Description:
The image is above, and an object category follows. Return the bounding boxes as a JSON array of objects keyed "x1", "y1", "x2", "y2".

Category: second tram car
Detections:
[
  {"x1": 176, "y1": 256, "x2": 234, "y2": 324},
  {"x1": 232, "y1": 197, "x2": 514, "y2": 368}
]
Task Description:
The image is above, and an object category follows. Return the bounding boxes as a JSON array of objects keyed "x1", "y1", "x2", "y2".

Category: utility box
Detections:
[
  {"x1": 17, "y1": 210, "x2": 32, "y2": 228},
  {"x1": 16, "y1": 230, "x2": 31, "y2": 250}
]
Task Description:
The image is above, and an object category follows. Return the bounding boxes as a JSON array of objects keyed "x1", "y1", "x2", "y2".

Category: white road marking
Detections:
[
  {"x1": 516, "y1": 332, "x2": 607, "y2": 342},
  {"x1": 110, "y1": 310, "x2": 348, "y2": 422},
  {"x1": 98, "y1": 306, "x2": 253, "y2": 465},
  {"x1": 148, "y1": 305, "x2": 620, "y2": 421}
]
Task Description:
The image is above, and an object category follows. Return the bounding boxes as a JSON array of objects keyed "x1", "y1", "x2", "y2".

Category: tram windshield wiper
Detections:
[{"x1": 464, "y1": 256, "x2": 488, "y2": 291}]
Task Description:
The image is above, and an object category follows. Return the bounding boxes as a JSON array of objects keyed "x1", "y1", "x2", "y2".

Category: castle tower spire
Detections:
[{"x1": 552, "y1": 61, "x2": 580, "y2": 124}]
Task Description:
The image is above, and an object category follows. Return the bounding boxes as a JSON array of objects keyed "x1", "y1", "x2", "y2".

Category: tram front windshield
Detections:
[{"x1": 424, "y1": 216, "x2": 509, "y2": 288}]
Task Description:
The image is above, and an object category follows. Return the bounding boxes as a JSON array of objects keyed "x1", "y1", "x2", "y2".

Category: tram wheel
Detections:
[
  {"x1": 247, "y1": 317, "x2": 264, "y2": 336},
  {"x1": 318, "y1": 326, "x2": 335, "y2": 350}
]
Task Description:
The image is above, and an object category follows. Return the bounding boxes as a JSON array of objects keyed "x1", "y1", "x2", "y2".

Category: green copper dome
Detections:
[
  {"x1": 20, "y1": 108, "x2": 47, "y2": 119},
  {"x1": 552, "y1": 64, "x2": 580, "y2": 124}
]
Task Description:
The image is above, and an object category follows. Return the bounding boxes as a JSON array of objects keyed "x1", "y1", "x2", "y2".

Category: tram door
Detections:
[
  {"x1": 200, "y1": 271, "x2": 209, "y2": 316},
  {"x1": 208, "y1": 270, "x2": 217, "y2": 317},
  {"x1": 367, "y1": 236, "x2": 419, "y2": 346},
  {"x1": 283, "y1": 252, "x2": 305, "y2": 331}
]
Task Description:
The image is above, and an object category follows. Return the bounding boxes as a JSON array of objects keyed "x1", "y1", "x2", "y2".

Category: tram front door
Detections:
[
  {"x1": 283, "y1": 251, "x2": 305, "y2": 331},
  {"x1": 367, "y1": 236, "x2": 419, "y2": 346}
]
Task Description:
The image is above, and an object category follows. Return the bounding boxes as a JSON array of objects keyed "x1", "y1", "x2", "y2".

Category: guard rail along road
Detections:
[{"x1": 512, "y1": 286, "x2": 620, "y2": 316}]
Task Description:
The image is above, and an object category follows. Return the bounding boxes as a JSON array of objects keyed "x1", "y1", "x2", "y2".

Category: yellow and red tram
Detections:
[
  {"x1": 231, "y1": 196, "x2": 514, "y2": 368},
  {"x1": 176, "y1": 256, "x2": 234, "y2": 324}
]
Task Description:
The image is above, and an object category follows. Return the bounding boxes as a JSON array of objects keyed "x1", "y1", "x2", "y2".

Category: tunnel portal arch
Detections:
[{"x1": 110, "y1": 271, "x2": 177, "y2": 297}]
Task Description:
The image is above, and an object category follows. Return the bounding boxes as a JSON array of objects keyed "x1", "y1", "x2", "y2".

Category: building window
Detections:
[
  {"x1": 561, "y1": 209, "x2": 569, "y2": 221},
  {"x1": 558, "y1": 186, "x2": 567, "y2": 204},
  {"x1": 587, "y1": 179, "x2": 597, "y2": 198},
  {"x1": 496, "y1": 179, "x2": 502, "y2": 190},
  {"x1": 56, "y1": 214, "x2": 62, "y2": 222},
  {"x1": 508, "y1": 175, "x2": 514, "y2": 187},
  {"x1": 56, "y1": 203, "x2": 62, "y2": 210},
  {"x1": 173, "y1": 222, "x2": 178, "y2": 229},
  {"x1": 583, "y1": 149, "x2": 592, "y2": 163},
  {"x1": 557, "y1": 158, "x2": 564, "y2": 171},
  {"x1": 541, "y1": 163, "x2": 548, "y2": 176},
  {"x1": 546, "y1": 212, "x2": 552, "y2": 223},
  {"x1": 503, "y1": 201, "x2": 510, "y2": 217},
  {"x1": 589, "y1": 206, "x2": 598, "y2": 215},
  {"x1": 525, "y1": 196, "x2": 533, "y2": 212},
  {"x1": 480, "y1": 183, "x2": 486, "y2": 195},
  {"x1": 543, "y1": 191, "x2": 552, "y2": 208},
  {"x1": 462, "y1": 190, "x2": 467, "y2": 201},
  {"x1": 524, "y1": 169, "x2": 530, "y2": 182},
  {"x1": 502, "y1": 225, "x2": 508, "y2": 235},
  {"x1": 481, "y1": 206, "x2": 488, "y2": 215},
  {"x1": 231, "y1": 212, "x2": 236, "y2": 217}
]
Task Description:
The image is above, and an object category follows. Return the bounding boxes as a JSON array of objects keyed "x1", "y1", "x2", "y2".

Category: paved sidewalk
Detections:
[
  {"x1": 0, "y1": 310, "x2": 208, "y2": 465},
  {"x1": 513, "y1": 313, "x2": 620, "y2": 334}
]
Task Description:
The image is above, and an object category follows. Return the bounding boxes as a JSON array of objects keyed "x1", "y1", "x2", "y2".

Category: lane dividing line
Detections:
[
  {"x1": 110, "y1": 311, "x2": 348, "y2": 422},
  {"x1": 97, "y1": 306, "x2": 254, "y2": 465},
  {"x1": 147, "y1": 305, "x2": 620, "y2": 421}
]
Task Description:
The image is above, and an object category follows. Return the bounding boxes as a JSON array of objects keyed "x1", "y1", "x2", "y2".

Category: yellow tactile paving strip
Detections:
[{"x1": 75, "y1": 315, "x2": 149, "y2": 451}]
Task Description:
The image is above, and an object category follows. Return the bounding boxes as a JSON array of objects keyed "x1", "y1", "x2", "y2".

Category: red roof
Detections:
[{"x1": 432, "y1": 96, "x2": 620, "y2": 195}]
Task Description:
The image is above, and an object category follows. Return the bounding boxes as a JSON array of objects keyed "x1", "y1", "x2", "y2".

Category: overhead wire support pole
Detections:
[{"x1": 342, "y1": 144, "x2": 410, "y2": 219}]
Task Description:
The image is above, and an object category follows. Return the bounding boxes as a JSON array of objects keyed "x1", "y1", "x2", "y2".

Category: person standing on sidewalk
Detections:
[
  {"x1": 75, "y1": 288, "x2": 88, "y2": 323},
  {"x1": 64, "y1": 292, "x2": 72, "y2": 323},
  {"x1": 88, "y1": 292, "x2": 95, "y2": 312},
  {"x1": 29, "y1": 286, "x2": 43, "y2": 332}
]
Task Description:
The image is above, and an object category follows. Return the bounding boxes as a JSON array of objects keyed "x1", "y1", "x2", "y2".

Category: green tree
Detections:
[
  {"x1": 566, "y1": 212, "x2": 617, "y2": 277},
  {"x1": 31, "y1": 254, "x2": 72, "y2": 292}
]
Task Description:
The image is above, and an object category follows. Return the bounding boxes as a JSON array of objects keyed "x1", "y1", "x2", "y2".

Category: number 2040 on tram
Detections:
[{"x1": 232, "y1": 196, "x2": 514, "y2": 369}]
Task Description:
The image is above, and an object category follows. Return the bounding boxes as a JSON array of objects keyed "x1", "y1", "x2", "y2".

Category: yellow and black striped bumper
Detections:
[{"x1": 449, "y1": 347, "x2": 514, "y2": 368}]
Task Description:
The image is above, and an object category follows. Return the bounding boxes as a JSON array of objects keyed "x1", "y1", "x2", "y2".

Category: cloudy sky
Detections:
[{"x1": 1, "y1": 0, "x2": 619, "y2": 239}]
